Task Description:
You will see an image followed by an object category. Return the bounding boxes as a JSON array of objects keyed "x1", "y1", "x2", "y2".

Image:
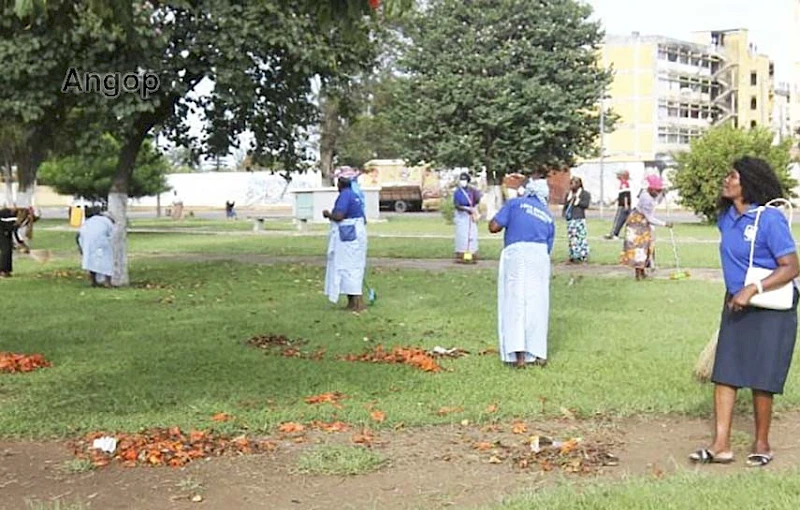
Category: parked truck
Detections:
[{"x1": 358, "y1": 159, "x2": 442, "y2": 213}]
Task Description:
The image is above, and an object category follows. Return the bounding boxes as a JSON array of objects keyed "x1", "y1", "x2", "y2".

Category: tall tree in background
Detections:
[
  {"x1": 39, "y1": 135, "x2": 170, "y2": 204},
  {"x1": 671, "y1": 126, "x2": 797, "y2": 222},
  {"x1": 390, "y1": 0, "x2": 612, "y2": 214}
]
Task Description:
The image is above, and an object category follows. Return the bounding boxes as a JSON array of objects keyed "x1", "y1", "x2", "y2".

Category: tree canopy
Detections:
[
  {"x1": 387, "y1": 0, "x2": 612, "y2": 182},
  {"x1": 671, "y1": 126, "x2": 797, "y2": 222},
  {"x1": 39, "y1": 135, "x2": 169, "y2": 202}
]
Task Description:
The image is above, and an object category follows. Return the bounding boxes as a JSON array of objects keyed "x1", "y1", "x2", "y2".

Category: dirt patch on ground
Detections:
[
  {"x1": 3, "y1": 411, "x2": 799, "y2": 510},
  {"x1": 136, "y1": 253, "x2": 723, "y2": 282}
]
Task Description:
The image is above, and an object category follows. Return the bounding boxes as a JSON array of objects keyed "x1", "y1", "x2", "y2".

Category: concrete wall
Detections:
[{"x1": 132, "y1": 171, "x2": 323, "y2": 208}]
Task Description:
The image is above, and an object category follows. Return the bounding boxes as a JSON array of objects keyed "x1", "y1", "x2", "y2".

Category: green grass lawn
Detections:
[
  {"x1": 2, "y1": 253, "x2": 798, "y2": 439},
  {"x1": 35, "y1": 216, "x2": 726, "y2": 268},
  {"x1": 489, "y1": 470, "x2": 800, "y2": 509}
]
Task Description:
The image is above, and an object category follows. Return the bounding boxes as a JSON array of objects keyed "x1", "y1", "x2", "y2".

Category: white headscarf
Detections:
[{"x1": 525, "y1": 178, "x2": 550, "y2": 205}]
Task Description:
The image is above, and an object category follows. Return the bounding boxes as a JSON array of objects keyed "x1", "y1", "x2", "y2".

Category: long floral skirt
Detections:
[
  {"x1": 619, "y1": 211, "x2": 653, "y2": 269},
  {"x1": 567, "y1": 219, "x2": 589, "y2": 262}
]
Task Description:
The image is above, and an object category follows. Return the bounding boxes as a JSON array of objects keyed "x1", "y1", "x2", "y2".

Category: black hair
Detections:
[
  {"x1": 337, "y1": 177, "x2": 352, "y2": 189},
  {"x1": 717, "y1": 156, "x2": 783, "y2": 215},
  {"x1": 459, "y1": 172, "x2": 471, "y2": 183}
]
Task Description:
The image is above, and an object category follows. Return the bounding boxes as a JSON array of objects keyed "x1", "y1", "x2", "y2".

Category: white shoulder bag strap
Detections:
[{"x1": 748, "y1": 199, "x2": 794, "y2": 270}]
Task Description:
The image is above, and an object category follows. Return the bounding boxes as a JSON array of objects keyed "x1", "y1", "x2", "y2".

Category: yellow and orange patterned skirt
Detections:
[{"x1": 619, "y1": 211, "x2": 654, "y2": 269}]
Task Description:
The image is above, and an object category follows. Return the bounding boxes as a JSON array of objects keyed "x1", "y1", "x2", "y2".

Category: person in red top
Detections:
[{"x1": 604, "y1": 170, "x2": 632, "y2": 240}]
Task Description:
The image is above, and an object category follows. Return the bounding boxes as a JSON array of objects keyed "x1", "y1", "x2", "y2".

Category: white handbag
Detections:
[{"x1": 745, "y1": 198, "x2": 795, "y2": 310}]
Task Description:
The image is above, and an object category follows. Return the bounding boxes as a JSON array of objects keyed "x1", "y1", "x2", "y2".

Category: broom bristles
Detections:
[{"x1": 693, "y1": 328, "x2": 719, "y2": 383}]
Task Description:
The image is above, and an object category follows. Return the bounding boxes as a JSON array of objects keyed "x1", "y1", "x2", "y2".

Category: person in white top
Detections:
[{"x1": 620, "y1": 174, "x2": 673, "y2": 280}]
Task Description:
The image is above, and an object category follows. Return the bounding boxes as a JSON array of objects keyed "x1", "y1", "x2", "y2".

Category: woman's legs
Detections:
[
  {"x1": 708, "y1": 383, "x2": 737, "y2": 454},
  {"x1": 752, "y1": 390, "x2": 774, "y2": 454}
]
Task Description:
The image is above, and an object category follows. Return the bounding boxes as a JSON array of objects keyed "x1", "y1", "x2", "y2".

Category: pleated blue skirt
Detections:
[{"x1": 712, "y1": 290, "x2": 798, "y2": 394}]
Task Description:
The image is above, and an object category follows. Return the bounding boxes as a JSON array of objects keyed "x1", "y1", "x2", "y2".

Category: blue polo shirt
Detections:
[
  {"x1": 492, "y1": 196, "x2": 555, "y2": 252},
  {"x1": 332, "y1": 188, "x2": 365, "y2": 220},
  {"x1": 719, "y1": 205, "x2": 796, "y2": 295}
]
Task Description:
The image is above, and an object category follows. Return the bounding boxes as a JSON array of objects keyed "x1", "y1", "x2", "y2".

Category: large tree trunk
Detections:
[
  {"x1": 319, "y1": 95, "x2": 341, "y2": 185},
  {"x1": 15, "y1": 146, "x2": 44, "y2": 208},
  {"x1": 484, "y1": 169, "x2": 504, "y2": 221},
  {"x1": 2, "y1": 163, "x2": 12, "y2": 207},
  {"x1": 109, "y1": 131, "x2": 148, "y2": 287}
]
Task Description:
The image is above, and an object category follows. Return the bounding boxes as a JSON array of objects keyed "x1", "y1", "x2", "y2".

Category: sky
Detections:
[{"x1": 586, "y1": 0, "x2": 798, "y2": 83}]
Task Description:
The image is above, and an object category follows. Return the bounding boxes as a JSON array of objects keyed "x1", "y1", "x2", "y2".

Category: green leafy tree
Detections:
[
  {"x1": 389, "y1": 0, "x2": 613, "y2": 186},
  {"x1": 39, "y1": 134, "x2": 169, "y2": 203},
  {"x1": 671, "y1": 126, "x2": 797, "y2": 222}
]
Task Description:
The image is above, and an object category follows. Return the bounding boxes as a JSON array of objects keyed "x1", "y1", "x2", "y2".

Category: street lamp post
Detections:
[{"x1": 599, "y1": 98, "x2": 605, "y2": 218}]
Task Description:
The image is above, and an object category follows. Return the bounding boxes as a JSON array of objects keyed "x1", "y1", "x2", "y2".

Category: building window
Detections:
[
  {"x1": 751, "y1": 120, "x2": 757, "y2": 128},
  {"x1": 751, "y1": 97, "x2": 757, "y2": 110},
  {"x1": 750, "y1": 72, "x2": 757, "y2": 86}
]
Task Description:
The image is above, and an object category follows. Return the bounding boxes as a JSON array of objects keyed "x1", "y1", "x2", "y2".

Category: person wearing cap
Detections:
[
  {"x1": 453, "y1": 172, "x2": 482, "y2": 263},
  {"x1": 323, "y1": 176, "x2": 368, "y2": 312},
  {"x1": 77, "y1": 210, "x2": 115, "y2": 287},
  {"x1": 605, "y1": 170, "x2": 632, "y2": 240},
  {"x1": 620, "y1": 174, "x2": 673, "y2": 280}
]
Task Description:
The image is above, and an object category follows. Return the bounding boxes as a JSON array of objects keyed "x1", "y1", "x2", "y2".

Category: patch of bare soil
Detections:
[
  {"x1": 135, "y1": 253, "x2": 723, "y2": 282},
  {"x1": 3, "y1": 411, "x2": 800, "y2": 510}
]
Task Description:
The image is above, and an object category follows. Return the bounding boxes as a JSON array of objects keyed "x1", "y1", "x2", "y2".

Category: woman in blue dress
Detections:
[
  {"x1": 489, "y1": 178, "x2": 555, "y2": 368},
  {"x1": 690, "y1": 157, "x2": 799, "y2": 467}
]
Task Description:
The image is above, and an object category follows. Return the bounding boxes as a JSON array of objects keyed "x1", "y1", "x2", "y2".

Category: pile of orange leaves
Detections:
[
  {"x1": 0, "y1": 352, "x2": 51, "y2": 373},
  {"x1": 71, "y1": 428, "x2": 276, "y2": 468},
  {"x1": 341, "y1": 345, "x2": 442, "y2": 372},
  {"x1": 247, "y1": 334, "x2": 324, "y2": 360}
]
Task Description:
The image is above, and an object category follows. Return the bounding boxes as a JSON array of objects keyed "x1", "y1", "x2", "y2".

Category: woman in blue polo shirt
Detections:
[
  {"x1": 489, "y1": 178, "x2": 555, "y2": 368},
  {"x1": 323, "y1": 177, "x2": 368, "y2": 312},
  {"x1": 690, "y1": 157, "x2": 799, "y2": 467}
]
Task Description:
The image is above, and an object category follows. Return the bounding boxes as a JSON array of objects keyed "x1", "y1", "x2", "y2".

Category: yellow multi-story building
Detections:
[
  {"x1": 573, "y1": 30, "x2": 777, "y2": 206},
  {"x1": 692, "y1": 29, "x2": 774, "y2": 130}
]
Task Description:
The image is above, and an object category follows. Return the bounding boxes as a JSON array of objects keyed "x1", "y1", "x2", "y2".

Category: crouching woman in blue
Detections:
[
  {"x1": 489, "y1": 179, "x2": 555, "y2": 368},
  {"x1": 691, "y1": 157, "x2": 799, "y2": 467},
  {"x1": 323, "y1": 177, "x2": 368, "y2": 313}
]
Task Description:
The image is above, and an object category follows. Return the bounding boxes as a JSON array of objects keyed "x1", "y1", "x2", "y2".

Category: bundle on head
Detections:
[{"x1": 693, "y1": 328, "x2": 719, "y2": 383}]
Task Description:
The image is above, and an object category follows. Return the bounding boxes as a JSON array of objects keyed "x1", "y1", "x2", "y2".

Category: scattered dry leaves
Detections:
[
  {"x1": 304, "y1": 392, "x2": 347, "y2": 407},
  {"x1": 370, "y1": 410, "x2": 386, "y2": 423},
  {"x1": 247, "y1": 334, "x2": 325, "y2": 360},
  {"x1": 278, "y1": 422, "x2": 306, "y2": 434},
  {"x1": 474, "y1": 441, "x2": 494, "y2": 451},
  {"x1": 351, "y1": 429, "x2": 375, "y2": 446},
  {"x1": 309, "y1": 421, "x2": 350, "y2": 433},
  {"x1": 0, "y1": 352, "x2": 51, "y2": 373},
  {"x1": 70, "y1": 428, "x2": 276, "y2": 469},
  {"x1": 341, "y1": 345, "x2": 442, "y2": 372},
  {"x1": 478, "y1": 348, "x2": 498, "y2": 356},
  {"x1": 436, "y1": 406, "x2": 464, "y2": 416},
  {"x1": 485, "y1": 404, "x2": 498, "y2": 414},
  {"x1": 511, "y1": 421, "x2": 528, "y2": 435},
  {"x1": 211, "y1": 412, "x2": 232, "y2": 423}
]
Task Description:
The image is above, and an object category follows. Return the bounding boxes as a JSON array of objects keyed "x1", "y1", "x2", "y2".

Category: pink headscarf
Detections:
[{"x1": 645, "y1": 174, "x2": 663, "y2": 191}]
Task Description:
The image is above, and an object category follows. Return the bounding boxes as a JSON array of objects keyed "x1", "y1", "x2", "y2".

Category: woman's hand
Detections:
[{"x1": 728, "y1": 284, "x2": 758, "y2": 312}]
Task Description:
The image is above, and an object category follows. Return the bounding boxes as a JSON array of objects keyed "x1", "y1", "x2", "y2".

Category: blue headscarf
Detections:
[{"x1": 525, "y1": 178, "x2": 550, "y2": 205}]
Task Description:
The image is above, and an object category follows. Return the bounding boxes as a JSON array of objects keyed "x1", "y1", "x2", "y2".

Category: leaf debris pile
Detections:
[
  {"x1": 247, "y1": 334, "x2": 325, "y2": 360},
  {"x1": 0, "y1": 352, "x2": 51, "y2": 373},
  {"x1": 71, "y1": 428, "x2": 276, "y2": 468},
  {"x1": 341, "y1": 345, "x2": 442, "y2": 372}
]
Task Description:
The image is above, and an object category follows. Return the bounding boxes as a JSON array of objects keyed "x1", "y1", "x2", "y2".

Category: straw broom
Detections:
[{"x1": 693, "y1": 328, "x2": 719, "y2": 383}]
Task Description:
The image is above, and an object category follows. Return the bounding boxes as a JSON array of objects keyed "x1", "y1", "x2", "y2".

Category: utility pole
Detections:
[{"x1": 599, "y1": 97, "x2": 605, "y2": 218}]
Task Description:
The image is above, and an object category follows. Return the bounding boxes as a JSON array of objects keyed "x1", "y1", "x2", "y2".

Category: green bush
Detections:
[{"x1": 670, "y1": 126, "x2": 796, "y2": 222}]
